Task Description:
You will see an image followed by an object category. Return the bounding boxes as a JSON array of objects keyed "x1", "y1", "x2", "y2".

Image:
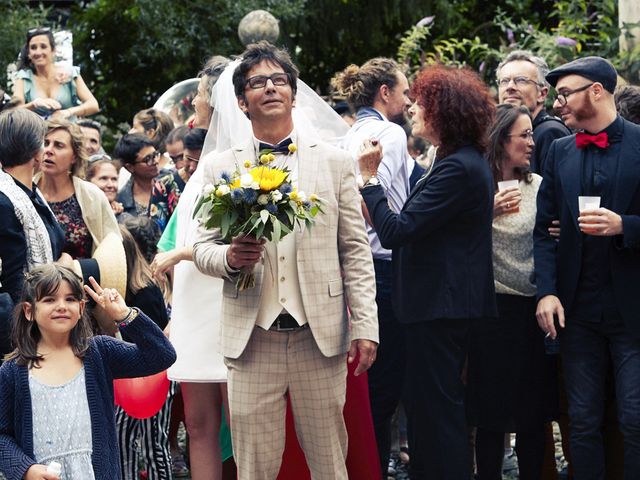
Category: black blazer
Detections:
[
  {"x1": 362, "y1": 145, "x2": 497, "y2": 323},
  {"x1": 533, "y1": 118, "x2": 640, "y2": 338}
]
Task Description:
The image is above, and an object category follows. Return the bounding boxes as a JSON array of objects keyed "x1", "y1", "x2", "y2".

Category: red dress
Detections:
[{"x1": 277, "y1": 353, "x2": 381, "y2": 479}]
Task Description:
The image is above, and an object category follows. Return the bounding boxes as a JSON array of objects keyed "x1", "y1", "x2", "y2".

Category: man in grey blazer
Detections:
[{"x1": 192, "y1": 41, "x2": 378, "y2": 479}]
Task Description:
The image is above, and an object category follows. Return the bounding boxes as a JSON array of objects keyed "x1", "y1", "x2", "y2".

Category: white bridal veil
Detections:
[{"x1": 167, "y1": 58, "x2": 349, "y2": 382}]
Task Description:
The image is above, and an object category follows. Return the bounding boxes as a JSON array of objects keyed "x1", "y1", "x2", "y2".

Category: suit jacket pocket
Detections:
[
  {"x1": 222, "y1": 280, "x2": 239, "y2": 299},
  {"x1": 328, "y1": 279, "x2": 343, "y2": 297}
]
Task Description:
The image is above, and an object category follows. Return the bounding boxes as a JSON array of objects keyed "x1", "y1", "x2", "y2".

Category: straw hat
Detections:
[
  {"x1": 72, "y1": 231, "x2": 127, "y2": 297},
  {"x1": 70, "y1": 232, "x2": 127, "y2": 336},
  {"x1": 94, "y1": 232, "x2": 127, "y2": 297}
]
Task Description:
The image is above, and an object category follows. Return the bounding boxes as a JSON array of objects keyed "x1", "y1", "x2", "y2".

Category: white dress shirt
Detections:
[
  {"x1": 344, "y1": 109, "x2": 411, "y2": 260},
  {"x1": 251, "y1": 131, "x2": 308, "y2": 329}
]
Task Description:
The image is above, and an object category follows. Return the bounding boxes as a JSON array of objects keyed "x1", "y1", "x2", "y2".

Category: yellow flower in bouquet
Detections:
[
  {"x1": 194, "y1": 142, "x2": 324, "y2": 291},
  {"x1": 249, "y1": 166, "x2": 288, "y2": 191}
]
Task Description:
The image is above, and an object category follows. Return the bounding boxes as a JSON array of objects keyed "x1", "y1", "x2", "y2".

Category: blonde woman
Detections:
[{"x1": 35, "y1": 119, "x2": 119, "y2": 258}]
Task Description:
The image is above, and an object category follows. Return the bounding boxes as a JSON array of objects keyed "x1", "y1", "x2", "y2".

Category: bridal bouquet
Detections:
[{"x1": 194, "y1": 144, "x2": 324, "y2": 290}]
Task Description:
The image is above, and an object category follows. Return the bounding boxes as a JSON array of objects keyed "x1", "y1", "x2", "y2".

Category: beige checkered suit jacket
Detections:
[{"x1": 192, "y1": 134, "x2": 378, "y2": 359}]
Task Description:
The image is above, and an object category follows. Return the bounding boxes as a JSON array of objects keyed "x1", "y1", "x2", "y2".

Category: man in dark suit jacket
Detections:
[{"x1": 534, "y1": 56, "x2": 640, "y2": 479}]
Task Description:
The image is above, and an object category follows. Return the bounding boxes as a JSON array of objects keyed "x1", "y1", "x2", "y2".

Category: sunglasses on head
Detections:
[{"x1": 27, "y1": 27, "x2": 51, "y2": 40}]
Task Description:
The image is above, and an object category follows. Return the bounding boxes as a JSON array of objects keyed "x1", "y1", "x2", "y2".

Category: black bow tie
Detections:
[{"x1": 259, "y1": 138, "x2": 293, "y2": 155}]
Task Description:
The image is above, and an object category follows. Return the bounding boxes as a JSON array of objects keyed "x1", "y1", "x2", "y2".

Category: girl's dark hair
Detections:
[
  {"x1": 121, "y1": 216, "x2": 161, "y2": 264},
  {"x1": 410, "y1": 64, "x2": 495, "y2": 158},
  {"x1": 5, "y1": 264, "x2": 92, "y2": 367},
  {"x1": 488, "y1": 104, "x2": 533, "y2": 187},
  {"x1": 17, "y1": 28, "x2": 56, "y2": 72}
]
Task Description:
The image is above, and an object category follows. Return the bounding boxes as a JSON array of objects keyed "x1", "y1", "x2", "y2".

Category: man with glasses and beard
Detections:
[
  {"x1": 497, "y1": 50, "x2": 571, "y2": 175},
  {"x1": 534, "y1": 56, "x2": 640, "y2": 480},
  {"x1": 331, "y1": 58, "x2": 412, "y2": 476}
]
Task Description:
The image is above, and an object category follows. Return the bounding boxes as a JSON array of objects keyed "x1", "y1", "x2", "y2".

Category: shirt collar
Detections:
[
  {"x1": 253, "y1": 129, "x2": 297, "y2": 153},
  {"x1": 355, "y1": 107, "x2": 387, "y2": 123},
  {"x1": 601, "y1": 115, "x2": 623, "y2": 143}
]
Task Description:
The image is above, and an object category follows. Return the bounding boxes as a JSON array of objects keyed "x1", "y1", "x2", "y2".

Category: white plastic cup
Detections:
[
  {"x1": 498, "y1": 179, "x2": 520, "y2": 213},
  {"x1": 578, "y1": 196, "x2": 601, "y2": 234},
  {"x1": 578, "y1": 196, "x2": 601, "y2": 212},
  {"x1": 46, "y1": 461, "x2": 62, "y2": 476},
  {"x1": 497, "y1": 179, "x2": 519, "y2": 191}
]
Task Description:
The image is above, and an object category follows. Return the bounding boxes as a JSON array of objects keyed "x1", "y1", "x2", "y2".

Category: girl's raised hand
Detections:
[{"x1": 84, "y1": 276, "x2": 130, "y2": 322}]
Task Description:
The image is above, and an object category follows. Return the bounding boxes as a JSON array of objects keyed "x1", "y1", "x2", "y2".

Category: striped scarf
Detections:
[{"x1": 0, "y1": 170, "x2": 53, "y2": 270}]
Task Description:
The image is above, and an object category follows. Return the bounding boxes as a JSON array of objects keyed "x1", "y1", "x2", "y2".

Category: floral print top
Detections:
[
  {"x1": 149, "y1": 170, "x2": 186, "y2": 232},
  {"x1": 49, "y1": 194, "x2": 93, "y2": 259}
]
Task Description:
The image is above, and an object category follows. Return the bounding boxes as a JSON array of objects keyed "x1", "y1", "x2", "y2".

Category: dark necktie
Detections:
[
  {"x1": 576, "y1": 131, "x2": 609, "y2": 149},
  {"x1": 259, "y1": 138, "x2": 293, "y2": 154}
]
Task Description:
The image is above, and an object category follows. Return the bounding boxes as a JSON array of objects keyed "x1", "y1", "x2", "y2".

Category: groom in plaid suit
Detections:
[{"x1": 192, "y1": 41, "x2": 378, "y2": 479}]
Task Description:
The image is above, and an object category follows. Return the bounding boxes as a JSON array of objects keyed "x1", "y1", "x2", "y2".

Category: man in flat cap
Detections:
[{"x1": 534, "y1": 56, "x2": 640, "y2": 479}]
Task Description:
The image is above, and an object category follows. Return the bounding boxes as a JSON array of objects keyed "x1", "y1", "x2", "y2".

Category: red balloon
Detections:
[{"x1": 113, "y1": 371, "x2": 170, "y2": 419}]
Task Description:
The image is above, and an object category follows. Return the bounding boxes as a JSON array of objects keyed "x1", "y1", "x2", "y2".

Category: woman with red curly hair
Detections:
[{"x1": 359, "y1": 64, "x2": 497, "y2": 479}]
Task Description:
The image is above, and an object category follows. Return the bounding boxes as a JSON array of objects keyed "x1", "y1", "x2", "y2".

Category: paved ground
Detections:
[
  {"x1": 384, "y1": 422, "x2": 569, "y2": 480},
  {"x1": 0, "y1": 423, "x2": 570, "y2": 480}
]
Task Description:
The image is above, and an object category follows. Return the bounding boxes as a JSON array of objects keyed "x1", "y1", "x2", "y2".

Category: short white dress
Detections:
[{"x1": 163, "y1": 162, "x2": 227, "y2": 383}]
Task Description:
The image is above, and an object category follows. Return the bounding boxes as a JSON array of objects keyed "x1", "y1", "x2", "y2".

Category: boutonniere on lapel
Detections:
[{"x1": 194, "y1": 144, "x2": 325, "y2": 290}]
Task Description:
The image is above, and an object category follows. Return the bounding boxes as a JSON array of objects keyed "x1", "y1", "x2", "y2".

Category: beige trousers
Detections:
[{"x1": 225, "y1": 326, "x2": 348, "y2": 480}]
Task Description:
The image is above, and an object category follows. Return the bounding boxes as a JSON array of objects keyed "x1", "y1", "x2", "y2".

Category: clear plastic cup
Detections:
[
  {"x1": 498, "y1": 180, "x2": 520, "y2": 213},
  {"x1": 497, "y1": 179, "x2": 519, "y2": 191},
  {"x1": 578, "y1": 196, "x2": 601, "y2": 233},
  {"x1": 578, "y1": 196, "x2": 601, "y2": 212}
]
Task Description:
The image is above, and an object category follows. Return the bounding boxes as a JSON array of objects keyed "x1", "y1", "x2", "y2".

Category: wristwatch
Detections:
[
  {"x1": 360, "y1": 175, "x2": 380, "y2": 189},
  {"x1": 362, "y1": 176, "x2": 380, "y2": 188}
]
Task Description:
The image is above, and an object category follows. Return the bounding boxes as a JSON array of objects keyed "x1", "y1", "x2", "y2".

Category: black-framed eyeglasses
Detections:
[
  {"x1": 135, "y1": 150, "x2": 161, "y2": 166},
  {"x1": 245, "y1": 73, "x2": 290, "y2": 89},
  {"x1": 27, "y1": 27, "x2": 51, "y2": 40},
  {"x1": 497, "y1": 76, "x2": 540, "y2": 88},
  {"x1": 555, "y1": 83, "x2": 594, "y2": 106},
  {"x1": 508, "y1": 129, "x2": 534, "y2": 140}
]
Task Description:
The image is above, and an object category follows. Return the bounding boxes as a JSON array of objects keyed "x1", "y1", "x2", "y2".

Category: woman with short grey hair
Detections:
[{"x1": 0, "y1": 108, "x2": 66, "y2": 357}]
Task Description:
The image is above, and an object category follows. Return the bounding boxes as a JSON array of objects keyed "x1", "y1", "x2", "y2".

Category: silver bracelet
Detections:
[{"x1": 115, "y1": 307, "x2": 139, "y2": 328}]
